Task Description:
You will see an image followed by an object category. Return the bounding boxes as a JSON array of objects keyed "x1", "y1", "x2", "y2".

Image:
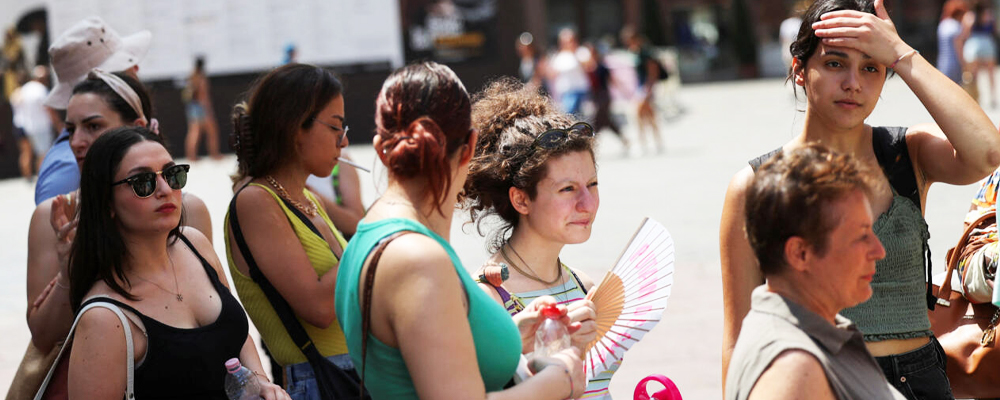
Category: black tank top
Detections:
[{"x1": 81, "y1": 235, "x2": 249, "y2": 400}]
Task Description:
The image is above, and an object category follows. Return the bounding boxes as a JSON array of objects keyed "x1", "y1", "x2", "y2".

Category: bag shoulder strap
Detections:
[
  {"x1": 359, "y1": 230, "x2": 413, "y2": 397},
  {"x1": 228, "y1": 186, "x2": 327, "y2": 362},
  {"x1": 871, "y1": 126, "x2": 921, "y2": 209},
  {"x1": 35, "y1": 298, "x2": 135, "y2": 400},
  {"x1": 938, "y1": 209, "x2": 998, "y2": 305}
]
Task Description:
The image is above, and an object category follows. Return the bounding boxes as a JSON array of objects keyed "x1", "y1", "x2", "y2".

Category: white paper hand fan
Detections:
[{"x1": 584, "y1": 217, "x2": 675, "y2": 380}]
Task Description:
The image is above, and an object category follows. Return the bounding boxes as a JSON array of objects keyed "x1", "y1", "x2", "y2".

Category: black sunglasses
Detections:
[
  {"x1": 532, "y1": 122, "x2": 595, "y2": 149},
  {"x1": 112, "y1": 164, "x2": 190, "y2": 198}
]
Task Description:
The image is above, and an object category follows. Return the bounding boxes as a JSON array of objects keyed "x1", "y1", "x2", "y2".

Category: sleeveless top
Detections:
[
  {"x1": 937, "y1": 18, "x2": 964, "y2": 83},
  {"x1": 335, "y1": 218, "x2": 521, "y2": 400},
  {"x1": 725, "y1": 287, "x2": 906, "y2": 400},
  {"x1": 749, "y1": 127, "x2": 933, "y2": 342},
  {"x1": 224, "y1": 183, "x2": 349, "y2": 366},
  {"x1": 484, "y1": 265, "x2": 618, "y2": 400},
  {"x1": 82, "y1": 234, "x2": 249, "y2": 400}
]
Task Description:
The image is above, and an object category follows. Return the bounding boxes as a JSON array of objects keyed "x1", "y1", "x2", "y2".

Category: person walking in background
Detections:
[
  {"x1": 2, "y1": 26, "x2": 27, "y2": 101},
  {"x1": 11, "y1": 66, "x2": 55, "y2": 181},
  {"x1": 938, "y1": 0, "x2": 972, "y2": 84},
  {"x1": 726, "y1": 144, "x2": 904, "y2": 400},
  {"x1": 335, "y1": 62, "x2": 585, "y2": 400},
  {"x1": 964, "y1": 0, "x2": 998, "y2": 107},
  {"x1": 184, "y1": 56, "x2": 222, "y2": 161},
  {"x1": 226, "y1": 63, "x2": 357, "y2": 399},
  {"x1": 720, "y1": 0, "x2": 1000, "y2": 398},
  {"x1": 516, "y1": 32, "x2": 545, "y2": 90},
  {"x1": 548, "y1": 28, "x2": 593, "y2": 116},
  {"x1": 65, "y1": 126, "x2": 288, "y2": 400},
  {"x1": 35, "y1": 16, "x2": 151, "y2": 205},
  {"x1": 463, "y1": 78, "x2": 606, "y2": 398},
  {"x1": 621, "y1": 26, "x2": 664, "y2": 155},
  {"x1": 586, "y1": 41, "x2": 630, "y2": 153}
]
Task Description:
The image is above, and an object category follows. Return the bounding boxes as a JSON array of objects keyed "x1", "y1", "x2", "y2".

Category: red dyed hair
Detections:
[{"x1": 374, "y1": 62, "x2": 472, "y2": 213}]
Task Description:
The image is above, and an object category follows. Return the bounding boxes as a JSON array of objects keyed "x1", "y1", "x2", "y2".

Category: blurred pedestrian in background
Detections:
[
  {"x1": 621, "y1": 26, "x2": 664, "y2": 154},
  {"x1": 516, "y1": 32, "x2": 545, "y2": 90},
  {"x1": 183, "y1": 56, "x2": 222, "y2": 161},
  {"x1": 11, "y1": 65, "x2": 55, "y2": 181},
  {"x1": 938, "y1": 0, "x2": 971, "y2": 84},
  {"x1": 963, "y1": 0, "x2": 998, "y2": 107},
  {"x1": 548, "y1": 28, "x2": 593, "y2": 116}
]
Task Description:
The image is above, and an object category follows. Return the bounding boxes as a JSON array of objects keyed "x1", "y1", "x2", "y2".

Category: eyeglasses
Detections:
[
  {"x1": 312, "y1": 118, "x2": 349, "y2": 147},
  {"x1": 532, "y1": 122, "x2": 595, "y2": 149},
  {"x1": 112, "y1": 164, "x2": 190, "y2": 198}
]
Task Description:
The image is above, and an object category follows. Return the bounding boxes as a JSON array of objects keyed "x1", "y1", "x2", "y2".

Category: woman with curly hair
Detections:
[{"x1": 463, "y1": 78, "x2": 608, "y2": 399}]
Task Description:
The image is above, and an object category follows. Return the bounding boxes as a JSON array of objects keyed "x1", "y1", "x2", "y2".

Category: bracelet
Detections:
[
  {"x1": 889, "y1": 49, "x2": 919, "y2": 69},
  {"x1": 53, "y1": 273, "x2": 70, "y2": 290},
  {"x1": 560, "y1": 366, "x2": 573, "y2": 400},
  {"x1": 253, "y1": 370, "x2": 270, "y2": 383}
]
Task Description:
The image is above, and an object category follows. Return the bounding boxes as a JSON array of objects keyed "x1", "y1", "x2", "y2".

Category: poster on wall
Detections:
[
  {"x1": 402, "y1": 0, "x2": 497, "y2": 62},
  {"x1": 45, "y1": 0, "x2": 405, "y2": 80}
]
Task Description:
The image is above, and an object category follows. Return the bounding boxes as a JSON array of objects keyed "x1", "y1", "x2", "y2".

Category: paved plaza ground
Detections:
[{"x1": 1, "y1": 76, "x2": 997, "y2": 398}]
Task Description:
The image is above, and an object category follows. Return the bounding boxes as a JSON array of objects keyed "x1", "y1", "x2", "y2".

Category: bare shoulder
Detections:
[
  {"x1": 727, "y1": 166, "x2": 755, "y2": 197},
  {"x1": 76, "y1": 304, "x2": 128, "y2": 335},
  {"x1": 569, "y1": 267, "x2": 597, "y2": 291},
  {"x1": 378, "y1": 233, "x2": 452, "y2": 279},
  {"x1": 747, "y1": 349, "x2": 834, "y2": 400}
]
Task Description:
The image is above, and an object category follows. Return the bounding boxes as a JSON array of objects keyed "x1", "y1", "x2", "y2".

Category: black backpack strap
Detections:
[
  {"x1": 228, "y1": 186, "x2": 331, "y2": 373},
  {"x1": 748, "y1": 148, "x2": 782, "y2": 173},
  {"x1": 871, "y1": 126, "x2": 921, "y2": 210}
]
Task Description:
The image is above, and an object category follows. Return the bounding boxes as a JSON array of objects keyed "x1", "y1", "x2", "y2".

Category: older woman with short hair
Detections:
[{"x1": 726, "y1": 144, "x2": 906, "y2": 400}]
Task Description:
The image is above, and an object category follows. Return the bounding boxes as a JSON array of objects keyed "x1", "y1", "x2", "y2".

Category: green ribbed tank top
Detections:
[
  {"x1": 840, "y1": 195, "x2": 932, "y2": 341},
  {"x1": 336, "y1": 218, "x2": 521, "y2": 400},
  {"x1": 224, "y1": 183, "x2": 349, "y2": 365}
]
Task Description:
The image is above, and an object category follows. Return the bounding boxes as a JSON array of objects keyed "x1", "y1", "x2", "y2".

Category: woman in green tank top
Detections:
[
  {"x1": 719, "y1": 0, "x2": 1000, "y2": 398},
  {"x1": 335, "y1": 62, "x2": 585, "y2": 400},
  {"x1": 225, "y1": 63, "x2": 354, "y2": 398}
]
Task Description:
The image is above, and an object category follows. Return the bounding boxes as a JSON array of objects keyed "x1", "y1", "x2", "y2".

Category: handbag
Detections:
[
  {"x1": 929, "y1": 209, "x2": 1000, "y2": 399},
  {"x1": 5, "y1": 342, "x2": 60, "y2": 400},
  {"x1": 229, "y1": 187, "x2": 368, "y2": 400},
  {"x1": 359, "y1": 231, "x2": 412, "y2": 399},
  {"x1": 33, "y1": 299, "x2": 136, "y2": 400}
]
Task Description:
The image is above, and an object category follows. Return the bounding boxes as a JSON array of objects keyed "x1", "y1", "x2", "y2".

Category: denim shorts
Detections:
[
  {"x1": 875, "y1": 336, "x2": 955, "y2": 400},
  {"x1": 284, "y1": 354, "x2": 356, "y2": 400}
]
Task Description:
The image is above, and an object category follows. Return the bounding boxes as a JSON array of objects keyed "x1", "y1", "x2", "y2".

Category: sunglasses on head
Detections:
[
  {"x1": 112, "y1": 164, "x2": 190, "y2": 198},
  {"x1": 532, "y1": 122, "x2": 595, "y2": 149}
]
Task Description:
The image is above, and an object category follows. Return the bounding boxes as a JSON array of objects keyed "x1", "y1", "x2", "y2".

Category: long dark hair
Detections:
[
  {"x1": 68, "y1": 126, "x2": 179, "y2": 312},
  {"x1": 788, "y1": 0, "x2": 877, "y2": 80},
  {"x1": 231, "y1": 63, "x2": 343, "y2": 184}
]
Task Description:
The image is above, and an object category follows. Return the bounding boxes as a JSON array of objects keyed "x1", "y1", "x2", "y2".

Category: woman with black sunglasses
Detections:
[
  {"x1": 66, "y1": 126, "x2": 288, "y2": 399},
  {"x1": 226, "y1": 63, "x2": 354, "y2": 399},
  {"x1": 25, "y1": 70, "x2": 214, "y2": 358},
  {"x1": 462, "y1": 78, "x2": 608, "y2": 398}
]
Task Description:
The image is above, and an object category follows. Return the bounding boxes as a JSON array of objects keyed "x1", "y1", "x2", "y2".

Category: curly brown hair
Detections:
[{"x1": 463, "y1": 78, "x2": 596, "y2": 252}]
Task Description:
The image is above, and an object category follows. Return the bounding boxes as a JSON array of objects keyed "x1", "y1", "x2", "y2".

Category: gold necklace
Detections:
[
  {"x1": 500, "y1": 243, "x2": 562, "y2": 286},
  {"x1": 265, "y1": 175, "x2": 318, "y2": 217},
  {"x1": 133, "y1": 255, "x2": 183, "y2": 301}
]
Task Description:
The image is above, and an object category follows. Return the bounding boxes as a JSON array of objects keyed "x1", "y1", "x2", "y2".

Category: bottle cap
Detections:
[
  {"x1": 541, "y1": 304, "x2": 561, "y2": 319},
  {"x1": 225, "y1": 358, "x2": 241, "y2": 373}
]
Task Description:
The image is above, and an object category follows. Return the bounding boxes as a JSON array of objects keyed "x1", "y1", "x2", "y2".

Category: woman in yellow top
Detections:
[{"x1": 224, "y1": 63, "x2": 352, "y2": 399}]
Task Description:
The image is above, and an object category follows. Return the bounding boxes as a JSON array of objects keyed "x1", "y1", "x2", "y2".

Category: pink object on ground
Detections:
[{"x1": 633, "y1": 374, "x2": 682, "y2": 400}]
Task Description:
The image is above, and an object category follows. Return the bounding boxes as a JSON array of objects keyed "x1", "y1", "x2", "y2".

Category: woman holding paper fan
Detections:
[{"x1": 463, "y1": 78, "x2": 612, "y2": 399}]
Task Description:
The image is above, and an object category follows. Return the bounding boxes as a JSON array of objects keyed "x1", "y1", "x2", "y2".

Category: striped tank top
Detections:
[{"x1": 489, "y1": 264, "x2": 619, "y2": 400}]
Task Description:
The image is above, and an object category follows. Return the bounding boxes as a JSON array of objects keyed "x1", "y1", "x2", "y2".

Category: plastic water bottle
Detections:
[
  {"x1": 534, "y1": 305, "x2": 570, "y2": 357},
  {"x1": 224, "y1": 358, "x2": 261, "y2": 400}
]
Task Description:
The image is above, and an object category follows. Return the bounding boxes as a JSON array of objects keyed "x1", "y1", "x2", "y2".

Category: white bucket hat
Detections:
[{"x1": 45, "y1": 17, "x2": 151, "y2": 109}]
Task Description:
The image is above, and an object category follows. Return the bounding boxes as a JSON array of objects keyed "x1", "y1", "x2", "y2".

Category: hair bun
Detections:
[{"x1": 384, "y1": 117, "x2": 447, "y2": 181}]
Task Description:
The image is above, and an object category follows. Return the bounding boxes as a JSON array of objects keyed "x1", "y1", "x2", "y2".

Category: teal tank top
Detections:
[{"x1": 335, "y1": 218, "x2": 522, "y2": 399}]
